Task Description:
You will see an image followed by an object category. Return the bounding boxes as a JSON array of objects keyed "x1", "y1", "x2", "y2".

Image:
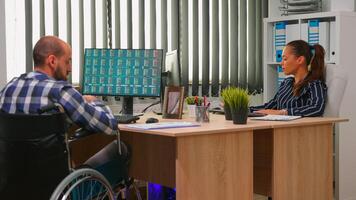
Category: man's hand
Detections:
[
  {"x1": 254, "y1": 109, "x2": 286, "y2": 115},
  {"x1": 83, "y1": 95, "x2": 97, "y2": 103}
]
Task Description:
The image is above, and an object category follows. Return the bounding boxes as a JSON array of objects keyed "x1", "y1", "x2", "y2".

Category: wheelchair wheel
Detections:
[
  {"x1": 50, "y1": 168, "x2": 115, "y2": 200},
  {"x1": 115, "y1": 178, "x2": 143, "y2": 200}
]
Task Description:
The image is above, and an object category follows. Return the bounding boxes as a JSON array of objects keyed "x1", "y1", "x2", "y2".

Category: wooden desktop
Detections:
[
  {"x1": 119, "y1": 114, "x2": 346, "y2": 200},
  {"x1": 70, "y1": 113, "x2": 347, "y2": 200}
]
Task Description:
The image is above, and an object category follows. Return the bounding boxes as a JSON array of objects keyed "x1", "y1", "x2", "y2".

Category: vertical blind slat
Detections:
[
  {"x1": 66, "y1": 0, "x2": 72, "y2": 83},
  {"x1": 238, "y1": 0, "x2": 247, "y2": 88},
  {"x1": 139, "y1": 0, "x2": 145, "y2": 48},
  {"x1": 261, "y1": 0, "x2": 268, "y2": 92},
  {"x1": 107, "y1": 0, "x2": 112, "y2": 48},
  {"x1": 201, "y1": 0, "x2": 209, "y2": 96},
  {"x1": 255, "y1": 0, "x2": 262, "y2": 92},
  {"x1": 180, "y1": 0, "x2": 188, "y2": 95},
  {"x1": 102, "y1": 0, "x2": 108, "y2": 48},
  {"x1": 66, "y1": 0, "x2": 72, "y2": 46},
  {"x1": 53, "y1": 0, "x2": 59, "y2": 36},
  {"x1": 211, "y1": 0, "x2": 219, "y2": 97},
  {"x1": 114, "y1": 0, "x2": 120, "y2": 48},
  {"x1": 0, "y1": 0, "x2": 6, "y2": 87},
  {"x1": 191, "y1": 0, "x2": 199, "y2": 96},
  {"x1": 127, "y1": 0, "x2": 133, "y2": 48},
  {"x1": 160, "y1": 0, "x2": 168, "y2": 55},
  {"x1": 150, "y1": 0, "x2": 156, "y2": 48},
  {"x1": 25, "y1": 0, "x2": 33, "y2": 72},
  {"x1": 40, "y1": 0, "x2": 45, "y2": 36},
  {"x1": 220, "y1": 0, "x2": 229, "y2": 90},
  {"x1": 247, "y1": 0, "x2": 256, "y2": 90},
  {"x1": 229, "y1": 0, "x2": 238, "y2": 87},
  {"x1": 79, "y1": 0, "x2": 84, "y2": 84},
  {"x1": 170, "y1": 0, "x2": 178, "y2": 51},
  {"x1": 91, "y1": 0, "x2": 96, "y2": 47}
]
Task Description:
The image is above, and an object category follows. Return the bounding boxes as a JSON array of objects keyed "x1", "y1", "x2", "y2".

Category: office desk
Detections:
[{"x1": 119, "y1": 114, "x2": 346, "y2": 200}]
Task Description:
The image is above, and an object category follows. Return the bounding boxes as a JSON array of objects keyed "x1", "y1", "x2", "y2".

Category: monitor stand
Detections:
[
  {"x1": 122, "y1": 96, "x2": 134, "y2": 115},
  {"x1": 119, "y1": 97, "x2": 144, "y2": 117}
]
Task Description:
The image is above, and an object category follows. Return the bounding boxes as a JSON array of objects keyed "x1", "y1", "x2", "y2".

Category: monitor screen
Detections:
[{"x1": 82, "y1": 49, "x2": 163, "y2": 97}]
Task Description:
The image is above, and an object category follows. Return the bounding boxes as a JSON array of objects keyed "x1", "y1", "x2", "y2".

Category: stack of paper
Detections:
[{"x1": 251, "y1": 115, "x2": 302, "y2": 121}]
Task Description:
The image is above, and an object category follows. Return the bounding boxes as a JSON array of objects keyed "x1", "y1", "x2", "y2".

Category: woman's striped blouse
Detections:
[{"x1": 251, "y1": 77, "x2": 327, "y2": 117}]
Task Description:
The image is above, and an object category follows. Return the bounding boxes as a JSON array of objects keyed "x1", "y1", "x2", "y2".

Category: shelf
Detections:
[
  {"x1": 279, "y1": 5, "x2": 319, "y2": 13},
  {"x1": 266, "y1": 62, "x2": 281, "y2": 65},
  {"x1": 281, "y1": 0, "x2": 320, "y2": 7},
  {"x1": 264, "y1": 11, "x2": 356, "y2": 23}
]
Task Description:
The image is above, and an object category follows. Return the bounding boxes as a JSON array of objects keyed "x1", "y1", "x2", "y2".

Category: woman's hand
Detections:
[
  {"x1": 220, "y1": 101, "x2": 224, "y2": 107},
  {"x1": 254, "y1": 109, "x2": 287, "y2": 115}
]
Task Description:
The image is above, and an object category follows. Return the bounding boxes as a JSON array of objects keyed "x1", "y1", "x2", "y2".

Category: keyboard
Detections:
[{"x1": 115, "y1": 115, "x2": 140, "y2": 124}]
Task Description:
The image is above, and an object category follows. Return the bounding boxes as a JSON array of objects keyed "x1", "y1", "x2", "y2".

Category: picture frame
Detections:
[{"x1": 162, "y1": 86, "x2": 185, "y2": 119}]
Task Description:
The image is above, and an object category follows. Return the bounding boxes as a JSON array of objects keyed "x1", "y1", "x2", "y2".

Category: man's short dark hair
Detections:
[{"x1": 33, "y1": 36, "x2": 65, "y2": 66}]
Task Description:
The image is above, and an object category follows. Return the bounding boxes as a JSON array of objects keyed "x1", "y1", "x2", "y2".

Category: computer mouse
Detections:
[{"x1": 146, "y1": 117, "x2": 159, "y2": 123}]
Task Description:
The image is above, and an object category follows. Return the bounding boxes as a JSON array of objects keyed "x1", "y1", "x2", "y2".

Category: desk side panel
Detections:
[
  {"x1": 176, "y1": 130, "x2": 253, "y2": 200},
  {"x1": 120, "y1": 131, "x2": 176, "y2": 188},
  {"x1": 273, "y1": 124, "x2": 333, "y2": 200}
]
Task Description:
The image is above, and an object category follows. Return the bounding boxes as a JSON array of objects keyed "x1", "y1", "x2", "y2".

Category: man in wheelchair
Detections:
[{"x1": 0, "y1": 36, "x2": 130, "y2": 199}]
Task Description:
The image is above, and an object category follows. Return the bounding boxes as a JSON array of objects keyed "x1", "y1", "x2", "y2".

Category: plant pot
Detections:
[
  {"x1": 231, "y1": 107, "x2": 248, "y2": 124},
  {"x1": 187, "y1": 104, "x2": 196, "y2": 118},
  {"x1": 223, "y1": 104, "x2": 232, "y2": 120}
]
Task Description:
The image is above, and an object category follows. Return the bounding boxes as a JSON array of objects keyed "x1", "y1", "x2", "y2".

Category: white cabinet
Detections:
[{"x1": 263, "y1": 11, "x2": 356, "y2": 200}]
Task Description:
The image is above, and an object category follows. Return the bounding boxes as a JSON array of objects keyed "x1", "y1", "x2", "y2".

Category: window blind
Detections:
[{"x1": 20, "y1": 0, "x2": 265, "y2": 93}]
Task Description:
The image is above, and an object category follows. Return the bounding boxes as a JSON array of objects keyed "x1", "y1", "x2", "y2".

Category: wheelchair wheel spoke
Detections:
[{"x1": 51, "y1": 168, "x2": 115, "y2": 200}]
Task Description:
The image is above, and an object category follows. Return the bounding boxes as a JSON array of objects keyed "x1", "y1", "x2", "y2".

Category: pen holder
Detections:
[
  {"x1": 195, "y1": 106, "x2": 210, "y2": 123},
  {"x1": 187, "y1": 104, "x2": 196, "y2": 118}
]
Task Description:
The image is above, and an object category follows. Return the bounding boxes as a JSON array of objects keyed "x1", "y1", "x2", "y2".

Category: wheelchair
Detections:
[
  {"x1": 0, "y1": 106, "x2": 142, "y2": 200},
  {"x1": 50, "y1": 126, "x2": 143, "y2": 200},
  {"x1": 50, "y1": 120, "x2": 142, "y2": 200}
]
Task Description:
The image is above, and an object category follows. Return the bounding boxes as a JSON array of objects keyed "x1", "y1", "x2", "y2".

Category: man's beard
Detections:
[{"x1": 54, "y1": 67, "x2": 67, "y2": 81}]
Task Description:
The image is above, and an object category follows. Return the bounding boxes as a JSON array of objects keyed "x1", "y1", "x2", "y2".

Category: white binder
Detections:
[
  {"x1": 286, "y1": 24, "x2": 299, "y2": 44},
  {"x1": 329, "y1": 21, "x2": 336, "y2": 63}
]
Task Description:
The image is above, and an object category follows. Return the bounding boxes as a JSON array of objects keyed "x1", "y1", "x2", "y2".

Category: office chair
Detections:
[
  {"x1": 323, "y1": 64, "x2": 348, "y2": 117},
  {"x1": 0, "y1": 111, "x2": 69, "y2": 200},
  {"x1": 323, "y1": 64, "x2": 348, "y2": 198}
]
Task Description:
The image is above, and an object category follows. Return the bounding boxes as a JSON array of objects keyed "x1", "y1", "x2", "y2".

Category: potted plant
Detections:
[
  {"x1": 221, "y1": 87, "x2": 233, "y2": 120},
  {"x1": 224, "y1": 87, "x2": 249, "y2": 124},
  {"x1": 185, "y1": 96, "x2": 197, "y2": 117}
]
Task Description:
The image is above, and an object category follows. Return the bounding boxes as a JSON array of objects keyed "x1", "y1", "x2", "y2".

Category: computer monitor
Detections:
[
  {"x1": 82, "y1": 48, "x2": 163, "y2": 115},
  {"x1": 165, "y1": 50, "x2": 181, "y2": 86}
]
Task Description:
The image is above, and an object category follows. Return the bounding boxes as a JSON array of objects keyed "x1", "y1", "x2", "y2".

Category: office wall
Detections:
[{"x1": 0, "y1": 0, "x2": 6, "y2": 88}]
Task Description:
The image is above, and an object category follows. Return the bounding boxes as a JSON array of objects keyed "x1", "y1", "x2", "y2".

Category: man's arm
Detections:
[{"x1": 58, "y1": 86, "x2": 118, "y2": 135}]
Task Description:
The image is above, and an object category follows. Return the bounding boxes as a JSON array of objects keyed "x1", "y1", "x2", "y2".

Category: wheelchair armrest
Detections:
[{"x1": 70, "y1": 128, "x2": 98, "y2": 140}]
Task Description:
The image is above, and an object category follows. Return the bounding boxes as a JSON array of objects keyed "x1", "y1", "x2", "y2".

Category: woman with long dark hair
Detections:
[{"x1": 252, "y1": 40, "x2": 327, "y2": 116}]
